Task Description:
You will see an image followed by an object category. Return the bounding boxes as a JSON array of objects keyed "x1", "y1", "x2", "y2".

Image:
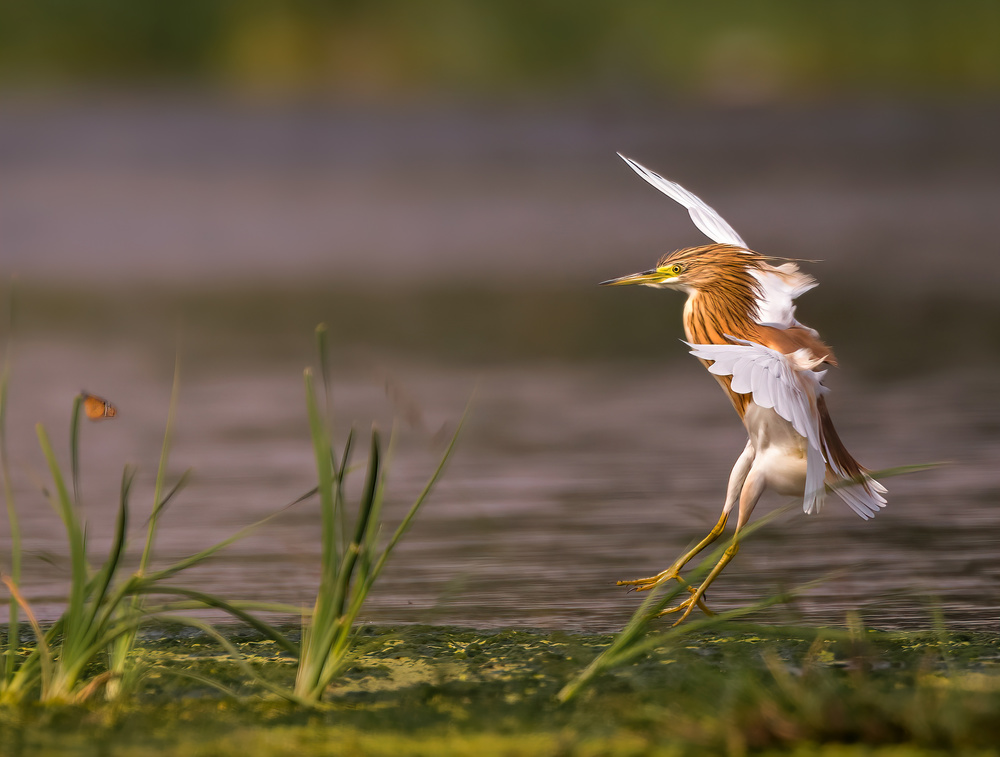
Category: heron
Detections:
[{"x1": 602, "y1": 155, "x2": 886, "y2": 625}]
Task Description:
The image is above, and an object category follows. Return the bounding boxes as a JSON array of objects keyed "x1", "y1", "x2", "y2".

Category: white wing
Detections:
[
  {"x1": 824, "y1": 443, "x2": 888, "y2": 520},
  {"x1": 618, "y1": 154, "x2": 820, "y2": 332},
  {"x1": 686, "y1": 340, "x2": 827, "y2": 514},
  {"x1": 618, "y1": 154, "x2": 747, "y2": 248},
  {"x1": 831, "y1": 477, "x2": 887, "y2": 520},
  {"x1": 752, "y1": 264, "x2": 818, "y2": 331}
]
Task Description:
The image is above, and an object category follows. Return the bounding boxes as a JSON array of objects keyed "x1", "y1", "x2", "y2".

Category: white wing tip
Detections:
[
  {"x1": 617, "y1": 152, "x2": 642, "y2": 172},
  {"x1": 833, "y1": 477, "x2": 887, "y2": 519}
]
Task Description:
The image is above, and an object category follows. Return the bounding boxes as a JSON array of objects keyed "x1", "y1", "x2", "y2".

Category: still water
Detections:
[{"x1": 2, "y1": 322, "x2": 997, "y2": 633}]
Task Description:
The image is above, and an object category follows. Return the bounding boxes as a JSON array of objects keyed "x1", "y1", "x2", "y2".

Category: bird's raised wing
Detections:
[
  {"x1": 752, "y1": 264, "x2": 818, "y2": 331},
  {"x1": 686, "y1": 339, "x2": 828, "y2": 514},
  {"x1": 618, "y1": 154, "x2": 818, "y2": 331},
  {"x1": 618, "y1": 154, "x2": 747, "y2": 248}
]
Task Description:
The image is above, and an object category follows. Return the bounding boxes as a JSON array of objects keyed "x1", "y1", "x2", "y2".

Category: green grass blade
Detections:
[
  {"x1": 133, "y1": 585, "x2": 299, "y2": 657},
  {"x1": 145, "y1": 468, "x2": 191, "y2": 526},
  {"x1": 111, "y1": 354, "x2": 181, "y2": 699},
  {"x1": 284, "y1": 485, "x2": 319, "y2": 509},
  {"x1": 2, "y1": 576, "x2": 53, "y2": 702},
  {"x1": 333, "y1": 428, "x2": 354, "y2": 561},
  {"x1": 828, "y1": 461, "x2": 946, "y2": 492},
  {"x1": 69, "y1": 393, "x2": 83, "y2": 506},
  {"x1": 335, "y1": 429, "x2": 354, "y2": 482},
  {"x1": 0, "y1": 288, "x2": 19, "y2": 685},
  {"x1": 556, "y1": 504, "x2": 799, "y2": 703},
  {"x1": 302, "y1": 428, "x2": 380, "y2": 698},
  {"x1": 360, "y1": 396, "x2": 470, "y2": 595},
  {"x1": 301, "y1": 365, "x2": 341, "y2": 696},
  {"x1": 557, "y1": 588, "x2": 797, "y2": 704},
  {"x1": 82, "y1": 466, "x2": 134, "y2": 633},
  {"x1": 139, "y1": 598, "x2": 307, "y2": 616},
  {"x1": 304, "y1": 368, "x2": 336, "y2": 587},
  {"x1": 337, "y1": 427, "x2": 381, "y2": 601},
  {"x1": 315, "y1": 323, "x2": 349, "y2": 561},
  {"x1": 36, "y1": 423, "x2": 89, "y2": 639},
  {"x1": 315, "y1": 323, "x2": 332, "y2": 424},
  {"x1": 140, "y1": 354, "x2": 181, "y2": 574},
  {"x1": 149, "y1": 666, "x2": 244, "y2": 700},
  {"x1": 142, "y1": 504, "x2": 292, "y2": 585},
  {"x1": 359, "y1": 424, "x2": 396, "y2": 585},
  {"x1": 299, "y1": 367, "x2": 333, "y2": 700},
  {"x1": 151, "y1": 614, "x2": 314, "y2": 705}
]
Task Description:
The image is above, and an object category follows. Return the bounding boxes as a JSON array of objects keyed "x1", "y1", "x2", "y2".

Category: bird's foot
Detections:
[
  {"x1": 616, "y1": 569, "x2": 683, "y2": 593},
  {"x1": 657, "y1": 590, "x2": 715, "y2": 626}
]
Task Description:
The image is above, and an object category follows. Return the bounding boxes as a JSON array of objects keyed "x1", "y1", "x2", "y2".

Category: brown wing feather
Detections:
[
  {"x1": 755, "y1": 325, "x2": 837, "y2": 366},
  {"x1": 676, "y1": 249, "x2": 875, "y2": 494},
  {"x1": 685, "y1": 299, "x2": 831, "y2": 420},
  {"x1": 817, "y1": 395, "x2": 876, "y2": 491}
]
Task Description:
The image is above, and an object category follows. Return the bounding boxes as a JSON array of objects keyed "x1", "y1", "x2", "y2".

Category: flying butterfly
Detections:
[{"x1": 82, "y1": 392, "x2": 117, "y2": 421}]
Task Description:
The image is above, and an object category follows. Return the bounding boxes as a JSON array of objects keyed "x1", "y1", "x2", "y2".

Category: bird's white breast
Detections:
[{"x1": 743, "y1": 402, "x2": 809, "y2": 497}]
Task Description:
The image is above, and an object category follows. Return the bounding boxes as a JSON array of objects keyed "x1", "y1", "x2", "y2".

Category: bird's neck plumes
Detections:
[{"x1": 679, "y1": 249, "x2": 762, "y2": 346}]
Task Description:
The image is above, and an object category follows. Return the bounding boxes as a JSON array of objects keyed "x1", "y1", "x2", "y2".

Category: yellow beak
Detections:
[{"x1": 599, "y1": 269, "x2": 667, "y2": 287}]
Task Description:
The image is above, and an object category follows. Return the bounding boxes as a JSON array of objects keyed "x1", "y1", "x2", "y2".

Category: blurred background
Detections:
[{"x1": 1, "y1": 0, "x2": 998, "y2": 631}]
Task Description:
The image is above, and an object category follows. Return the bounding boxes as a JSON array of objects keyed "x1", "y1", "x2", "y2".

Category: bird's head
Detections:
[{"x1": 600, "y1": 243, "x2": 759, "y2": 295}]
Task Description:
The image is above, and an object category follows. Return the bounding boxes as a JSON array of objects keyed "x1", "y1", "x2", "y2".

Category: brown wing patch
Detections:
[
  {"x1": 756, "y1": 325, "x2": 837, "y2": 366},
  {"x1": 695, "y1": 367, "x2": 751, "y2": 419},
  {"x1": 817, "y1": 395, "x2": 875, "y2": 492}
]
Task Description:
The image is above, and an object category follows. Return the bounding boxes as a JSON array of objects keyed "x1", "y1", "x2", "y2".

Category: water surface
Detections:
[
  {"x1": 2, "y1": 322, "x2": 996, "y2": 632},
  {"x1": 1, "y1": 102, "x2": 998, "y2": 632}
]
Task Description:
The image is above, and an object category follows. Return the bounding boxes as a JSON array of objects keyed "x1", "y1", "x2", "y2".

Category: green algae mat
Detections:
[{"x1": 2, "y1": 624, "x2": 999, "y2": 756}]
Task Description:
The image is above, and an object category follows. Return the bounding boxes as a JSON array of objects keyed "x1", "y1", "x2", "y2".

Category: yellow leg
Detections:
[
  {"x1": 659, "y1": 540, "x2": 740, "y2": 625},
  {"x1": 617, "y1": 510, "x2": 729, "y2": 592},
  {"x1": 636, "y1": 459, "x2": 763, "y2": 625}
]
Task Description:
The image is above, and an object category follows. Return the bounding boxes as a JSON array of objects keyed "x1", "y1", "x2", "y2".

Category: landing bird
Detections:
[{"x1": 602, "y1": 155, "x2": 886, "y2": 624}]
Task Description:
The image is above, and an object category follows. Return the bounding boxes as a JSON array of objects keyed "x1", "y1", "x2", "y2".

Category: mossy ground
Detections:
[{"x1": 1, "y1": 624, "x2": 998, "y2": 756}]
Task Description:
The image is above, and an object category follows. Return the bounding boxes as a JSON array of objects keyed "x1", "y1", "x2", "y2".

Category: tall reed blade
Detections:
[
  {"x1": 315, "y1": 323, "x2": 333, "y2": 428},
  {"x1": 304, "y1": 368, "x2": 336, "y2": 585},
  {"x1": 1, "y1": 286, "x2": 19, "y2": 687},
  {"x1": 2, "y1": 578, "x2": 52, "y2": 701},
  {"x1": 335, "y1": 428, "x2": 381, "y2": 618},
  {"x1": 107, "y1": 355, "x2": 183, "y2": 700},
  {"x1": 316, "y1": 324, "x2": 354, "y2": 560},
  {"x1": 36, "y1": 424, "x2": 88, "y2": 640},
  {"x1": 141, "y1": 355, "x2": 182, "y2": 574},
  {"x1": 69, "y1": 394, "x2": 84, "y2": 506},
  {"x1": 288, "y1": 332, "x2": 469, "y2": 704}
]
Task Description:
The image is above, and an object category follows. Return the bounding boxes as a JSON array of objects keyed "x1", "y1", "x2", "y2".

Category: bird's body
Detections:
[{"x1": 603, "y1": 156, "x2": 885, "y2": 623}]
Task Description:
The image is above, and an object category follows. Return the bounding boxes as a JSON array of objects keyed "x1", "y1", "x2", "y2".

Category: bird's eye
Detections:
[{"x1": 664, "y1": 264, "x2": 683, "y2": 276}]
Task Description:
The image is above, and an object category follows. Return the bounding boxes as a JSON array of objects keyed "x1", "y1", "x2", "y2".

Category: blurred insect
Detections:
[{"x1": 82, "y1": 392, "x2": 117, "y2": 421}]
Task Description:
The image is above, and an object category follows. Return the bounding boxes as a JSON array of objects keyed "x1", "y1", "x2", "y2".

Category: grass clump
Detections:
[
  {"x1": 0, "y1": 383, "x2": 285, "y2": 705},
  {"x1": 0, "y1": 318, "x2": 466, "y2": 707},
  {"x1": 261, "y1": 324, "x2": 467, "y2": 706}
]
